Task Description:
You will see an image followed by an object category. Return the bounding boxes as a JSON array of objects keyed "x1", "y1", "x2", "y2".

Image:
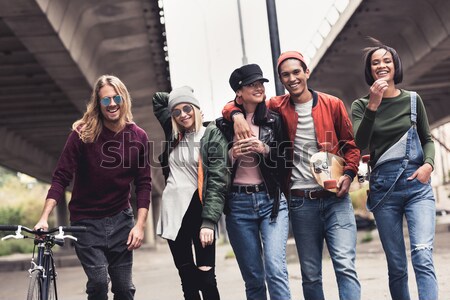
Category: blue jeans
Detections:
[
  {"x1": 290, "y1": 194, "x2": 360, "y2": 300},
  {"x1": 72, "y1": 208, "x2": 136, "y2": 300},
  {"x1": 370, "y1": 163, "x2": 438, "y2": 300},
  {"x1": 226, "y1": 191, "x2": 291, "y2": 300}
]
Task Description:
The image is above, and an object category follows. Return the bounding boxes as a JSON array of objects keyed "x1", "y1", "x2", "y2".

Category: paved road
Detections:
[{"x1": 1, "y1": 221, "x2": 449, "y2": 300}]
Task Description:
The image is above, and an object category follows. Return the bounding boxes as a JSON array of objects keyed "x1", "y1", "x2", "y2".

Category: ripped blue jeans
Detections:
[{"x1": 370, "y1": 162, "x2": 438, "y2": 300}]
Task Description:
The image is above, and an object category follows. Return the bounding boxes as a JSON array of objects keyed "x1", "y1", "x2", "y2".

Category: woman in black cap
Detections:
[
  {"x1": 351, "y1": 38, "x2": 438, "y2": 300},
  {"x1": 153, "y1": 86, "x2": 229, "y2": 300},
  {"x1": 216, "y1": 64, "x2": 291, "y2": 300}
]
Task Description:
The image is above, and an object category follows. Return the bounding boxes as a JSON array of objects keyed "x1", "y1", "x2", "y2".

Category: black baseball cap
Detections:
[{"x1": 229, "y1": 64, "x2": 269, "y2": 92}]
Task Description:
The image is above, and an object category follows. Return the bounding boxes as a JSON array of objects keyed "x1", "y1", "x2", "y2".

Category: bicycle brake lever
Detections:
[
  {"x1": 1, "y1": 225, "x2": 24, "y2": 240},
  {"x1": 54, "y1": 226, "x2": 78, "y2": 241},
  {"x1": 60, "y1": 235, "x2": 77, "y2": 241},
  {"x1": 54, "y1": 226, "x2": 66, "y2": 240},
  {"x1": 1, "y1": 234, "x2": 17, "y2": 240}
]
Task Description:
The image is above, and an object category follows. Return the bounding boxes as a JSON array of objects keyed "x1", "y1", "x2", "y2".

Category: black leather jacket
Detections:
[{"x1": 215, "y1": 110, "x2": 287, "y2": 219}]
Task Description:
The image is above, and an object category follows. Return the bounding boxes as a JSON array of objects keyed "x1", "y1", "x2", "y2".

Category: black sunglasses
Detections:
[
  {"x1": 100, "y1": 95, "x2": 122, "y2": 106},
  {"x1": 171, "y1": 104, "x2": 193, "y2": 118}
]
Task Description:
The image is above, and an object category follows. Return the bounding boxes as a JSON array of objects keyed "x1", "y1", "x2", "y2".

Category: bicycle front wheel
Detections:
[
  {"x1": 27, "y1": 271, "x2": 42, "y2": 300},
  {"x1": 26, "y1": 270, "x2": 57, "y2": 300},
  {"x1": 47, "y1": 269, "x2": 57, "y2": 300}
]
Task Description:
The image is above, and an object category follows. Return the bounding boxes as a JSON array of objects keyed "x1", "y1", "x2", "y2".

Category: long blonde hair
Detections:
[
  {"x1": 171, "y1": 105, "x2": 203, "y2": 140},
  {"x1": 72, "y1": 75, "x2": 133, "y2": 143}
]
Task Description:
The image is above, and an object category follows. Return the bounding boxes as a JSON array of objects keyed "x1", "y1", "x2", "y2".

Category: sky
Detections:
[{"x1": 162, "y1": 0, "x2": 339, "y2": 121}]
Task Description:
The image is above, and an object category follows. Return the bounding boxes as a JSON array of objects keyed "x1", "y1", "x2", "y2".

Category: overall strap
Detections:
[
  {"x1": 404, "y1": 91, "x2": 418, "y2": 160},
  {"x1": 410, "y1": 91, "x2": 417, "y2": 124}
]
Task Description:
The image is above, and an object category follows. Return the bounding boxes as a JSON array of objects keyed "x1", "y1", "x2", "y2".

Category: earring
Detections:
[{"x1": 235, "y1": 95, "x2": 243, "y2": 105}]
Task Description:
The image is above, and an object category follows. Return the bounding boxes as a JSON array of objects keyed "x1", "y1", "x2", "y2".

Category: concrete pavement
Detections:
[{"x1": 0, "y1": 218, "x2": 449, "y2": 300}]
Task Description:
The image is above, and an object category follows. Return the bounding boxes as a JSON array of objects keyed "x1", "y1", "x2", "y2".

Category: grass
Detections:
[{"x1": 0, "y1": 239, "x2": 35, "y2": 256}]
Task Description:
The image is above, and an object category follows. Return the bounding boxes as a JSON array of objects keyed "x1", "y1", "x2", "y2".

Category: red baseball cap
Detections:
[{"x1": 277, "y1": 51, "x2": 307, "y2": 72}]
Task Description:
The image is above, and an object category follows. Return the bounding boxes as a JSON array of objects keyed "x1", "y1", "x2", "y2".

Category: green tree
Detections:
[{"x1": 0, "y1": 165, "x2": 55, "y2": 255}]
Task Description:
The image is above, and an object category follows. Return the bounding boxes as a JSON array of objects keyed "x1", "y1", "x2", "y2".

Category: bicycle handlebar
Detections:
[
  {"x1": 0, "y1": 225, "x2": 87, "y2": 234},
  {"x1": 0, "y1": 225, "x2": 87, "y2": 242}
]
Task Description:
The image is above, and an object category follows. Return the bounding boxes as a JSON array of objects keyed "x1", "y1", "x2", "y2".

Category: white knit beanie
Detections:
[{"x1": 168, "y1": 86, "x2": 200, "y2": 111}]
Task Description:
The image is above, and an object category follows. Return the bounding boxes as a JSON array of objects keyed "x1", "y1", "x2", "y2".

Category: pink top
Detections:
[{"x1": 231, "y1": 113, "x2": 264, "y2": 185}]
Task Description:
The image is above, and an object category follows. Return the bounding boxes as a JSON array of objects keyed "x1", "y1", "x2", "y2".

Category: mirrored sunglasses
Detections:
[
  {"x1": 100, "y1": 95, "x2": 123, "y2": 106},
  {"x1": 171, "y1": 104, "x2": 193, "y2": 118}
]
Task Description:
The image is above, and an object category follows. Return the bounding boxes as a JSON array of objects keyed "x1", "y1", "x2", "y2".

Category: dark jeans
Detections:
[
  {"x1": 168, "y1": 192, "x2": 220, "y2": 300},
  {"x1": 72, "y1": 207, "x2": 136, "y2": 300}
]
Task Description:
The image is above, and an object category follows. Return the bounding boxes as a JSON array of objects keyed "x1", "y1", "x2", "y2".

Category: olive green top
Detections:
[{"x1": 351, "y1": 89, "x2": 435, "y2": 168}]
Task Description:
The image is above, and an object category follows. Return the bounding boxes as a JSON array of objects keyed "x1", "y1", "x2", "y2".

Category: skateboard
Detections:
[
  {"x1": 310, "y1": 143, "x2": 344, "y2": 193},
  {"x1": 310, "y1": 144, "x2": 371, "y2": 193},
  {"x1": 310, "y1": 143, "x2": 370, "y2": 193}
]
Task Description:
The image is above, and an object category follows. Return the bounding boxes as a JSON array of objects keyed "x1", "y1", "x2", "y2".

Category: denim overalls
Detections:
[{"x1": 367, "y1": 92, "x2": 438, "y2": 300}]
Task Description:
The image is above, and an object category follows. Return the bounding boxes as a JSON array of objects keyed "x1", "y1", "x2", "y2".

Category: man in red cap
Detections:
[{"x1": 222, "y1": 52, "x2": 361, "y2": 300}]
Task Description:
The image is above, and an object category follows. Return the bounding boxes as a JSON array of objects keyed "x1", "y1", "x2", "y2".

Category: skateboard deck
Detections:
[{"x1": 310, "y1": 151, "x2": 344, "y2": 193}]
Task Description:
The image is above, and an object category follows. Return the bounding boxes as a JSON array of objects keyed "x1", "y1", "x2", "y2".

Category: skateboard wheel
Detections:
[
  {"x1": 313, "y1": 160, "x2": 323, "y2": 173},
  {"x1": 324, "y1": 179, "x2": 337, "y2": 189},
  {"x1": 357, "y1": 175, "x2": 364, "y2": 183},
  {"x1": 362, "y1": 155, "x2": 370, "y2": 163}
]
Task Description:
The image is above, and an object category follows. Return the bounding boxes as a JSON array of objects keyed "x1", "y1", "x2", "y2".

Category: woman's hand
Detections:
[
  {"x1": 407, "y1": 163, "x2": 433, "y2": 184},
  {"x1": 200, "y1": 228, "x2": 214, "y2": 248},
  {"x1": 367, "y1": 79, "x2": 388, "y2": 111},
  {"x1": 232, "y1": 137, "x2": 267, "y2": 158}
]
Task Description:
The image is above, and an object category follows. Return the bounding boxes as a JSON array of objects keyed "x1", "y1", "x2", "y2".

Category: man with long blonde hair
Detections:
[{"x1": 34, "y1": 75, "x2": 151, "y2": 299}]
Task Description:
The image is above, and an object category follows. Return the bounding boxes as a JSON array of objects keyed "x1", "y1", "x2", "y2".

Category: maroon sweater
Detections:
[{"x1": 47, "y1": 123, "x2": 152, "y2": 221}]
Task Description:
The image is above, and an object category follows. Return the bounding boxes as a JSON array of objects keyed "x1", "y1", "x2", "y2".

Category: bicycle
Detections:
[{"x1": 0, "y1": 225, "x2": 86, "y2": 300}]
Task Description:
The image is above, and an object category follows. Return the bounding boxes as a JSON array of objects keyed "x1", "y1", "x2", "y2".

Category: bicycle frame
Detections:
[{"x1": 30, "y1": 236, "x2": 59, "y2": 300}]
